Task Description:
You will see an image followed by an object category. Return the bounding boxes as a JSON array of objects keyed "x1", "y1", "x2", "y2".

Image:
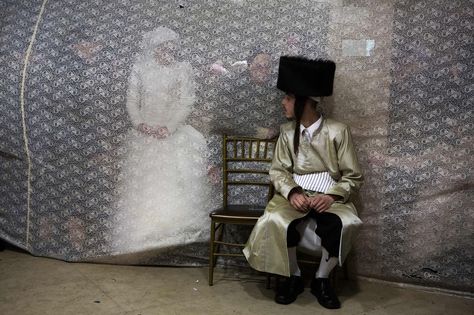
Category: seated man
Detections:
[{"x1": 243, "y1": 56, "x2": 363, "y2": 309}]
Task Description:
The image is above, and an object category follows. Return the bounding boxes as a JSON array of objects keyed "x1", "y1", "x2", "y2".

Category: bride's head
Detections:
[
  {"x1": 140, "y1": 27, "x2": 179, "y2": 65},
  {"x1": 153, "y1": 40, "x2": 177, "y2": 65}
]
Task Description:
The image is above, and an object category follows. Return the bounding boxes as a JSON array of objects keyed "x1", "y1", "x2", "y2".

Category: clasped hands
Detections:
[
  {"x1": 288, "y1": 189, "x2": 337, "y2": 213},
  {"x1": 137, "y1": 123, "x2": 170, "y2": 139}
]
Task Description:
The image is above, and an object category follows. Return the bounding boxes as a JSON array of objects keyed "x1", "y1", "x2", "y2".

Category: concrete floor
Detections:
[{"x1": 0, "y1": 249, "x2": 472, "y2": 315}]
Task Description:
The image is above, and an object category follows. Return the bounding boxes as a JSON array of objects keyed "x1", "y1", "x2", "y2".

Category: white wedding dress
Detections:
[{"x1": 114, "y1": 56, "x2": 211, "y2": 253}]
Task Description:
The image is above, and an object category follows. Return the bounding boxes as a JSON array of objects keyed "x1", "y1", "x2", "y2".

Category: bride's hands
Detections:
[
  {"x1": 137, "y1": 123, "x2": 153, "y2": 135},
  {"x1": 153, "y1": 126, "x2": 170, "y2": 139},
  {"x1": 137, "y1": 123, "x2": 170, "y2": 139}
]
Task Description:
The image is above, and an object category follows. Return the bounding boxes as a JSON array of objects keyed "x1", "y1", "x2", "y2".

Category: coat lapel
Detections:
[{"x1": 310, "y1": 118, "x2": 331, "y2": 171}]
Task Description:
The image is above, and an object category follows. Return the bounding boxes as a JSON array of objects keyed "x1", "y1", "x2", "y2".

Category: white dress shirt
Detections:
[{"x1": 293, "y1": 116, "x2": 337, "y2": 193}]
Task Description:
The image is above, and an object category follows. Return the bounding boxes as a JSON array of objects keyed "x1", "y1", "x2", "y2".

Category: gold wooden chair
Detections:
[{"x1": 208, "y1": 135, "x2": 276, "y2": 286}]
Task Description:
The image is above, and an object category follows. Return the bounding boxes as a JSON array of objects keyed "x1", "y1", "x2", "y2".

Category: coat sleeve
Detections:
[
  {"x1": 269, "y1": 127, "x2": 300, "y2": 199},
  {"x1": 325, "y1": 126, "x2": 364, "y2": 203}
]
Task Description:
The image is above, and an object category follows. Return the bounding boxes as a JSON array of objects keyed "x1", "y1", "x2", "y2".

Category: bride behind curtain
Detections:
[{"x1": 113, "y1": 27, "x2": 211, "y2": 254}]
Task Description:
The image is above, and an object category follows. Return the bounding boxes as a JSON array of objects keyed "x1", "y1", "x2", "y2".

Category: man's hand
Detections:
[
  {"x1": 288, "y1": 190, "x2": 310, "y2": 213},
  {"x1": 309, "y1": 194, "x2": 337, "y2": 213}
]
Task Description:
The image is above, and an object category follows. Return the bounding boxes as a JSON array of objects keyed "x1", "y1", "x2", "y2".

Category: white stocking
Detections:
[
  {"x1": 288, "y1": 246, "x2": 301, "y2": 276},
  {"x1": 295, "y1": 217, "x2": 321, "y2": 255},
  {"x1": 316, "y1": 247, "x2": 338, "y2": 278}
]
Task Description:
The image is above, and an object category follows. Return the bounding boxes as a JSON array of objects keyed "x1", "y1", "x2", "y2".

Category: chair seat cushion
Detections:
[{"x1": 210, "y1": 204, "x2": 265, "y2": 220}]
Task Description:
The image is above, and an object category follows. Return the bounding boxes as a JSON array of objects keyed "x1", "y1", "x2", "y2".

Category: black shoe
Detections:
[
  {"x1": 311, "y1": 278, "x2": 341, "y2": 309},
  {"x1": 274, "y1": 275, "x2": 304, "y2": 305}
]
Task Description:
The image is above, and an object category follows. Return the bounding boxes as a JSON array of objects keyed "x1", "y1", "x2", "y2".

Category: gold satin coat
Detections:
[{"x1": 243, "y1": 118, "x2": 364, "y2": 277}]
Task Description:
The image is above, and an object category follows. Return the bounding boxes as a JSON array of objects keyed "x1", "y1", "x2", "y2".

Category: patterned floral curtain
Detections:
[{"x1": 0, "y1": 0, "x2": 472, "y2": 292}]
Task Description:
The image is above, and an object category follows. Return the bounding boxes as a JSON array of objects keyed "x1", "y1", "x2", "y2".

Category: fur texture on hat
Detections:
[{"x1": 277, "y1": 56, "x2": 336, "y2": 97}]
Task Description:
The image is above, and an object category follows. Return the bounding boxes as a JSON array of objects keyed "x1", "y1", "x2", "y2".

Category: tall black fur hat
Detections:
[{"x1": 277, "y1": 56, "x2": 336, "y2": 97}]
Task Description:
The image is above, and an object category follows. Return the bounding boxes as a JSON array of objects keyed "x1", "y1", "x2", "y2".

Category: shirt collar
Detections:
[{"x1": 300, "y1": 116, "x2": 323, "y2": 140}]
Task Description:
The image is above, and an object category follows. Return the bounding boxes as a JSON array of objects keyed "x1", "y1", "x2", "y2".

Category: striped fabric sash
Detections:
[{"x1": 293, "y1": 172, "x2": 337, "y2": 193}]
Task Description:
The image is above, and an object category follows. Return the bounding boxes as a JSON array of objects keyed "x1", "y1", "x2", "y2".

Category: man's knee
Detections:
[{"x1": 287, "y1": 221, "x2": 301, "y2": 247}]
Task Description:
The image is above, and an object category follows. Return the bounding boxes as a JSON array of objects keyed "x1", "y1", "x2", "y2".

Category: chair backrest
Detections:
[{"x1": 222, "y1": 135, "x2": 277, "y2": 208}]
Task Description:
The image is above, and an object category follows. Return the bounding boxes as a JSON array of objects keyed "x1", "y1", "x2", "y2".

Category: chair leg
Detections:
[
  {"x1": 209, "y1": 220, "x2": 216, "y2": 286},
  {"x1": 213, "y1": 223, "x2": 225, "y2": 266}
]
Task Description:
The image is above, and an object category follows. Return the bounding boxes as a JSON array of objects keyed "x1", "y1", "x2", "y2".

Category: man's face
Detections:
[{"x1": 281, "y1": 94, "x2": 295, "y2": 119}]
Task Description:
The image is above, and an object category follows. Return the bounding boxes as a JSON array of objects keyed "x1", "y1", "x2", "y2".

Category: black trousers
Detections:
[{"x1": 286, "y1": 210, "x2": 342, "y2": 258}]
